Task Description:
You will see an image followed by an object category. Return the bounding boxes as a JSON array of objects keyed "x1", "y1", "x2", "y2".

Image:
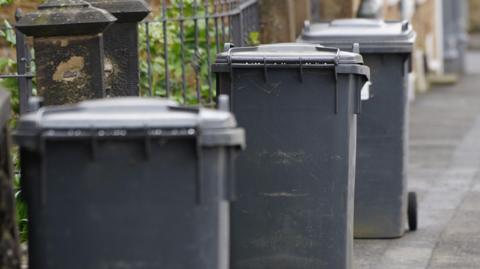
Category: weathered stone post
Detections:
[
  {"x1": 15, "y1": 0, "x2": 116, "y2": 106},
  {"x1": 87, "y1": 0, "x2": 151, "y2": 97}
]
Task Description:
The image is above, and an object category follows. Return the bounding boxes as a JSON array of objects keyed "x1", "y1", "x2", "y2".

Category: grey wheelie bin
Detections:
[
  {"x1": 1, "y1": 89, "x2": 21, "y2": 268},
  {"x1": 14, "y1": 97, "x2": 245, "y2": 269},
  {"x1": 213, "y1": 43, "x2": 370, "y2": 269},
  {"x1": 298, "y1": 19, "x2": 417, "y2": 238},
  {"x1": 443, "y1": 0, "x2": 469, "y2": 75}
]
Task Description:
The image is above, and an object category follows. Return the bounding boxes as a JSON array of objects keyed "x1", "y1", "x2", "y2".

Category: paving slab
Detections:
[{"x1": 353, "y1": 51, "x2": 480, "y2": 269}]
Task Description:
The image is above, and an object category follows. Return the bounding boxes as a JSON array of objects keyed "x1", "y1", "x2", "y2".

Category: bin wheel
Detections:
[{"x1": 408, "y1": 192, "x2": 418, "y2": 231}]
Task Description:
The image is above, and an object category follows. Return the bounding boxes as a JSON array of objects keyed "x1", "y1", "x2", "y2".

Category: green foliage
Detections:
[
  {"x1": 138, "y1": 0, "x2": 260, "y2": 105},
  {"x1": 0, "y1": 0, "x2": 14, "y2": 6},
  {"x1": 1, "y1": 0, "x2": 43, "y2": 6},
  {"x1": 12, "y1": 150, "x2": 27, "y2": 242},
  {"x1": 0, "y1": 59, "x2": 19, "y2": 113},
  {"x1": 1, "y1": 20, "x2": 27, "y2": 241},
  {"x1": 0, "y1": 20, "x2": 20, "y2": 116},
  {"x1": 0, "y1": 20, "x2": 15, "y2": 45},
  {"x1": 249, "y1": 31, "x2": 261, "y2": 46}
]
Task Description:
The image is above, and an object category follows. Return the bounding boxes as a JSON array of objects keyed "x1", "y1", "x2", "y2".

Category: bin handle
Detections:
[
  {"x1": 226, "y1": 148, "x2": 237, "y2": 201},
  {"x1": 39, "y1": 133, "x2": 48, "y2": 206},
  {"x1": 355, "y1": 79, "x2": 371, "y2": 114},
  {"x1": 361, "y1": 81, "x2": 372, "y2": 101},
  {"x1": 334, "y1": 66, "x2": 339, "y2": 114},
  {"x1": 195, "y1": 136, "x2": 204, "y2": 205}
]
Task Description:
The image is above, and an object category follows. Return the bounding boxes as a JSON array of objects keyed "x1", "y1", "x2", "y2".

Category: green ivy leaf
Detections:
[
  {"x1": 2, "y1": 20, "x2": 16, "y2": 46},
  {"x1": 0, "y1": 0, "x2": 14, "y2": 6}
]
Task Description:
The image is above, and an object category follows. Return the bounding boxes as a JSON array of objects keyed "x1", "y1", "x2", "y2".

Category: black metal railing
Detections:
[
  {"x1": 0, "y1": 0, "x2": 259, "y2": 114},
  {"x1": 141, "y1": 0, "x2": 260, "y2": 105},
  {"x1": 0, "y1": 14, "x2": 34, "y2": 115}
]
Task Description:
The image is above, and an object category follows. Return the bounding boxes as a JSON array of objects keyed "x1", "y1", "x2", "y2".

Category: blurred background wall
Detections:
[{"x1": 469, "y1": 0, "x2": 480, "y2": 32}]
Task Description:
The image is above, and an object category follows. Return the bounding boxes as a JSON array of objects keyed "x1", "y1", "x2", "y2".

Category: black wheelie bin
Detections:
[
  {"x1": 298, "y1": 19, "x2": 417, "y2": 238},
  {"x1": 14, "y1": 97, "x2": 245, "y2": 269},
  {"x1": 213, "y1": 43, "x2": 370, "y2": 269}
]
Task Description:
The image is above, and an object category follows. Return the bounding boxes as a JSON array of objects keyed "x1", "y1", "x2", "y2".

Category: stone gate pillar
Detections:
[
  {"x1": 16, "y1": 0, "x2": 116, "y2": 106},
  {"x1": 87, "y1": 0, "x2": 151, "y2": 97}
]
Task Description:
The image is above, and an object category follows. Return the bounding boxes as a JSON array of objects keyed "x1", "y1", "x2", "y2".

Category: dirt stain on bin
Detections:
[
  {"x1": 255, "y1": 150, "x2": 306, "y2": 166},
  {"x1": 272, "y1": 150, "x2": 305, "y2": 165},
  {"x1": 261, "y1": 192, "x2": 308, "y2": 198}
]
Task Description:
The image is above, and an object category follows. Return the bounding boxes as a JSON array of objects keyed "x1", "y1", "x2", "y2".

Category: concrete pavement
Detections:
[{"x1": 354, "y1": 52, "x2": 480, "y2": 269}]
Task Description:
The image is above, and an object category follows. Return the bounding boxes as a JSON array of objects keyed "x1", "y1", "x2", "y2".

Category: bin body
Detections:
[
  {"x1": 442, "y1": 0, "x2": 469, "y2": 74},
  {"x1": 298, "y1": 19, "x2": 416, "y2": 238},
  {"x1": 14, "y1": 98, "x2": 245, "y2": 269},
  {"x1": 213, "y1": 44, "x2": 369, "y2": 269},
  {"x1": 0, "y1": 90, "x2": 12, "y2": 177}
]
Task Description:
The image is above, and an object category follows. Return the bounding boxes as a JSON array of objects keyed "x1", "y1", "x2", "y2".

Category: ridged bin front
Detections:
[
  {"x1": 213, "y1": 44, "x2": 369, "y2": 269},
  {"x1": 14, "y1": 98, "x2": 245, "y2": 269},
  {"x1": 298, "y1": 19, "x2": 416, "y2": 238}
]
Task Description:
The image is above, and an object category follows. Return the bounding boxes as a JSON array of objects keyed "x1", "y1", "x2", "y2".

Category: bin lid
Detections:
[
  {"x1": 298, "y1": 19, "x2": 416, "y2": 53},
  {"x1": 214, "y1": 43, "x2": 364, "y2": 65},
  {"x1": 0, "y1": 90, "x2": 11, "y2": 128},
  {"x1": 14, "y1": 97, "x2": 245, "y2": 149},
  {"x1": 212, "y1": 43, "x2": 369, "y2": 79}
]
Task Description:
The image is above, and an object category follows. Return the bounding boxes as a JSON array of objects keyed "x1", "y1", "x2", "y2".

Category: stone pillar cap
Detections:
[
  {"x1": 16, "y1": 0, "x2": 117, "y2": 37},
  {"x1": 87, "y1": 0, "x2": 151, "y2": 23}
]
